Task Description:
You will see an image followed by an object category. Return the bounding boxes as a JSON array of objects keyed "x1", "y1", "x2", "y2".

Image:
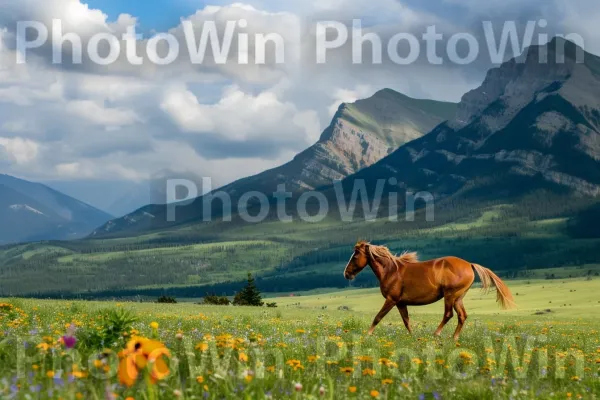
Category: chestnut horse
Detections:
[{"x1": 344, "y1": 241, "x2": 515, "y2": 340}]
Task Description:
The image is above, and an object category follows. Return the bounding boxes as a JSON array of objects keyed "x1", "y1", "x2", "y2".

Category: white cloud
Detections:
[
  {"x1": 0, "y1": 0, "x2": 593, "y2": 194},
  {"x1": 328, "y1": 85, "x2": 373, "y2": 116},
  {"x1": 161, "y1": 84, "x2": 320, "y2": 143},
  {"x1": 65, "y1": 100, "x2": 140, "y2": 127},
  {"x1": 0, "y1": 137, "x2": 39, "y2": 164}
]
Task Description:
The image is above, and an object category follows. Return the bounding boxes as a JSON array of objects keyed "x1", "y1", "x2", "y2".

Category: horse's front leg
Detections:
[{"x1": 368, "y1": 299, "x2": 396, "y2": 335}]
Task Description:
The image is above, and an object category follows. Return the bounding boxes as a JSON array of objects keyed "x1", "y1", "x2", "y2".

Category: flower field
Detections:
[{"x1": 0, "y1": 286, "x2": 600, "y2": 399}]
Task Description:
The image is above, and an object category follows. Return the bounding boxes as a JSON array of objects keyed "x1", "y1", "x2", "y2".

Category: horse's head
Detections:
[{"x1": 344, "y1": 241, "x2": 370, "y2": 280}]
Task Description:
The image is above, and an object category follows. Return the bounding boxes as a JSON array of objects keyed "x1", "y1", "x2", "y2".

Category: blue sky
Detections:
[{"x1": 85, "y1": 0, "x2": 204, "y2": 33}]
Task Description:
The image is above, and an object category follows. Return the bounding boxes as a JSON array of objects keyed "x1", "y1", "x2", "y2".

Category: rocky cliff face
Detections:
[
  {"x1": 344, "y1": 38, "x2": 600, "y2": 201},
  {"x1": 222, "y1": 89, "x2": 457, "y2": 195}
]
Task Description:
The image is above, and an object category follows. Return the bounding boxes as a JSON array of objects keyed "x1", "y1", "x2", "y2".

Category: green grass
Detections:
[
  {"x1": 0, "y1": 278, "x2": 599, "y2": 399},
  {"x1": 274, "y1": 277, "x2": 600, "y2": 319}
]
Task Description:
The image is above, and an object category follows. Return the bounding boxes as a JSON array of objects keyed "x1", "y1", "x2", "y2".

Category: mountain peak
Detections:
[{"x1": 345, "y1": 37, "x2": 600, "y2": 203}]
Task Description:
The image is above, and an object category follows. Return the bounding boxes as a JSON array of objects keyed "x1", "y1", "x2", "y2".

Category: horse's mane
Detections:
[{"x1": 357, "y1": 241, "x2": 419, "y2": 266}]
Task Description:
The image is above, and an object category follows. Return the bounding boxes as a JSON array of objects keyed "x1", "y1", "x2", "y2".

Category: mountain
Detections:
[
  {"x1": 334, "y1": 38, "x2": 600, "y2": 209},
  {"x1": 222, "y1": 89, "x2": 457, "y2": 195},
  {"x1": 93, "y1": 89, "x2": 457, "y2": 236},
  {"x1": 0, "y1": 175, "x2": 112, "y2": 243}
]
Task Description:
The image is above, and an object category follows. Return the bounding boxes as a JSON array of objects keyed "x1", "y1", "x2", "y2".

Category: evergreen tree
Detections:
[{"x1": 233, "y1": 273, "x2": 264, "y2": 306}]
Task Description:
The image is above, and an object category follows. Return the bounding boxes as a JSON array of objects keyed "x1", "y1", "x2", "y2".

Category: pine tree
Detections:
[{"x1": 233, "y1": 273, "x2": 264, "y2": 306}]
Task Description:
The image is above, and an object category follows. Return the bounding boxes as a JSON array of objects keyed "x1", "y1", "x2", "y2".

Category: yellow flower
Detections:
[
  {"x1": 382, "y1": 379, "x2": 393, "y2": 385},
  {"x1": 196, "y1": 342, "x2": 209, "y2": 352},
  {"x1": 308, "y1": 355, "x2": 320, "y2": 362},
  {"x1": 362, "y1": 368, "x2": 376, "y2": 376},
  {"x1": 340, "y1": 367, "x2": 354, "y2": 375},
  {"x1": 150, "y1": 322, "x2": 159, "y2": 330},
  {"x1": 37, "y1": 343, "x2": 51, "y2": 352},
  {"x1": 348, "y1": 386, "x2": 357, "y2": 393},
  {"x1": 46, "y1": 371, "x2": 55, "y2": 378},
  {"x1": 239, "y1": 352, "x2": 248, "y2": 362},
  {"x1": 196, "y1": 376, "x2": 204, "y2": 384},
  {"x1": 370, "y1": 390, "x2": 380, "y2": 398}
]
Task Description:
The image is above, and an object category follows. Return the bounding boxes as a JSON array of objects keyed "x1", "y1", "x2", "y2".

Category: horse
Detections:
[{"x1": 343, "y1": 241, "x2": 515, "y2": 340}]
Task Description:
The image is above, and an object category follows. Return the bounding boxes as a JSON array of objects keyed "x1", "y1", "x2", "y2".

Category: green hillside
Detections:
[{"x1": 2, "y1": 193, "x2": 600, "y2": 298}]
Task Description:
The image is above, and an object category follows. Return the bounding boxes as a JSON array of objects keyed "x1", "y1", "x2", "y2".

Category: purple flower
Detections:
[{"x1": 62, "y1": 335, "x2": 77, "y2": 349}]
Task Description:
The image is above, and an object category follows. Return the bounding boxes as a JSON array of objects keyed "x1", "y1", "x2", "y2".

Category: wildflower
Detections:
[
  {"x1": 363, "y1": 368, "x2": 376, "y2": 376},
  {"x1": 175, "y1": 333, "x2": 184, "y2": 341},
  {"x1": 37, "y1": 343, "x2": 51, "y2": 352},
  {"x1": 46, "y1": 371, "x2": 55, "y2": 378},
  {"x1": 370, "y1": 390, "x2": 380, "y2": 398},
  {"x1": 196, "y1": 342, "x2": 209, "y2": 352},
  {"x1": 340, "y1": 367, "x2": 354, "y2": 376},
  {"x1": 349, "y1": 386, "x2": 357, "y2": 393},
  {"x1": 196, "y1": 376, "x2": 204, "y2": 384},
  {"x1": 150, "y1": 322, "x2": 159, "y2": 330},
  {"x1": 239, "y1": 352, "x2": 248, "y2": 362},
  {"x1": 382, "y1": 379, "x2": 393, "y2": 385},
  {"x1": 62, "y1": 335, "x2": 77, "y2": 349},
  {"x1": 173, "y1": 390, "x2": 182, "y2": 397},
  {"x1": 118, "y1": 337, "x2": 171, "y2": 387},
  {"x1": 286, "y1": 359, "x2": 304, "y2": 371},
  {"x1": 319, "y1": 386, "x2": 326, "y2": 396},
  {"x1": 412, "y1": 358, "x2": 423, "y2": 364},
  {"x1": 307, "y1": 355, "x2": 320, "y2": 362},
  {"x1": 294, "y1": 382, "x2": 303, "y2": 392}
]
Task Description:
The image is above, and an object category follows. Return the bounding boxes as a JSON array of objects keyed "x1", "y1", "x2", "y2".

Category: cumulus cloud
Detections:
[
  {"x1": 65, "y1": 100, "x2": 140, "y2": 127},
  {"x1": 0, "y1": 137, "x2": 39, "y2": 164},
  {"x1": 0, "y1": 0, "x2": 595, "y2": 201},
  {"x1": 161, "y1": 84, "x2": 320, "y2": 143}
]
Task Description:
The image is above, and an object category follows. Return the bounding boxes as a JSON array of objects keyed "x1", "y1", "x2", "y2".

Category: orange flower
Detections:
[
  {"x1": 362, "y1": 368, "x2": 376, "y2": 376},
  {"x1": 348, "y1": 386, "x2": 357, "y2": 393},
  {"x1": 370, "y1": 390, "x2": 380, "y2": 398},
  {"x1": 118, "y1": 337, "x2": 171, "y2": 387}
]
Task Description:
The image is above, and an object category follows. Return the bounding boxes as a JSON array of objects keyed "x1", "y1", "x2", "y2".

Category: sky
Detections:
[{"x1": 0, "y1": 0, "x2": 599, "y2": 212}]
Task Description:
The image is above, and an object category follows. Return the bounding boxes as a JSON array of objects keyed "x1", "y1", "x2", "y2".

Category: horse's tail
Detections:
[{"x1": 471, "y1": 264, "x2": 516, "y2": 309}]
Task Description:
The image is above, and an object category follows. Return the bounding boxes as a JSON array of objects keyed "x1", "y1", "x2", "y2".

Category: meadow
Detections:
[{"x1": 1, "y1": 278, "x2": 599, "y2": 399}]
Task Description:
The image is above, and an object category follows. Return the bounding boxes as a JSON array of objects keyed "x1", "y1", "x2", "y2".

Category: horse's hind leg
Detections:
[
  {"x1": 452, "y1": 295, "x2": 468, "y2": 341},
  {"x1": 433, "y1": 297, "x2": 454, "y2": 337}
]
